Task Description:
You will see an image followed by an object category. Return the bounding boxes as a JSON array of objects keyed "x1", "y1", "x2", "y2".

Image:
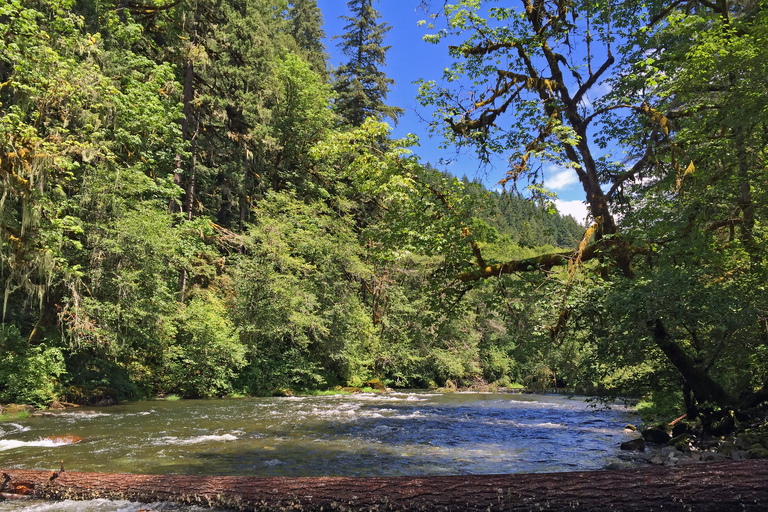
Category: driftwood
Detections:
[{"x1": 1, "y1": 460, "x2": 767, "y2": 511}]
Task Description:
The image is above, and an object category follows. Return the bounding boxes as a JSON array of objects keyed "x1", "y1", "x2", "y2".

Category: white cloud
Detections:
[
  {"x1": 555, "y1": 199, "x2": 589, "y2": 225},
  {"x1": 544, "y1": 166, "x2": 580, "y2": 191}
]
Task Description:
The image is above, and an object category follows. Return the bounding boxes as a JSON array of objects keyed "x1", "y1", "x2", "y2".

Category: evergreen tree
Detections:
[
  {"x1": 288, "y1": 0, "x2": 329, "y2": 80},
  {"x1": 332, "y1": 0, "x2": 403, "y2": 126}
]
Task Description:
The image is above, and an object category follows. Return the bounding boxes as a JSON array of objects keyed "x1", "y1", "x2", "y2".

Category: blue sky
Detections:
[{"x1": 315, "y1": 1, "x2": 590, "y2": 223}]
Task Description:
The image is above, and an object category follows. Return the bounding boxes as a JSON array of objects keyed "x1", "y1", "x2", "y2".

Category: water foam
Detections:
[
  {"x1": 158, "y1": 433, "x2": 238, "y2": 445},
  {"x1": 0, "y1": 438, "x2": 69, "y2": 452}
]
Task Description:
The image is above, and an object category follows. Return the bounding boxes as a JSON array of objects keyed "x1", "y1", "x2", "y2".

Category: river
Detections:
[{"x1": 0, "y1": 391, "x2": 638, "y2": 511}]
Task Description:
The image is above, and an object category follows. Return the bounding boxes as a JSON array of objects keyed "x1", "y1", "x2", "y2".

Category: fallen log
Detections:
[{"x1": 2, "y1": 460, "x2": 767, "y2": 511}]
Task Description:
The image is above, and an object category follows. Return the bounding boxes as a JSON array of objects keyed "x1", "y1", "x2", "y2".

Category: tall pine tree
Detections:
[
  {"x1": 288, "y1": 0, "x2": 329, "y2": 80},
  {"x1": 332, "y1": 0, "x2": 403, "y2": 126}
]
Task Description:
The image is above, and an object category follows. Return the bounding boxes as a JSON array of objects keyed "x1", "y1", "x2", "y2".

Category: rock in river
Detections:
[{"x1": 620, "y1": 437, "x2": 646, "y2": 451}]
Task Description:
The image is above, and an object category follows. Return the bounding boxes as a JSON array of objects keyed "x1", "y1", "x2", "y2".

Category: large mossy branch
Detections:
[
  {"x1": 458, "y1": 233, "x2": 648, "y2": 282},
  {"x1": 458, "y1": 245, "x2": 574, "y2": 282}
]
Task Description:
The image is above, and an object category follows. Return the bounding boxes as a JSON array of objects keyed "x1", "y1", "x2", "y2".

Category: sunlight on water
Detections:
[{"x1": 0, "y1": 392, "x2": 638, "y2": 479}]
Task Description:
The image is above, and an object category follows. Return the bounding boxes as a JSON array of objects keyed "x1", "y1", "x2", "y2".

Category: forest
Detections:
[{"x1": 0, "y1": 0, "x2": 766, "y2": 439}]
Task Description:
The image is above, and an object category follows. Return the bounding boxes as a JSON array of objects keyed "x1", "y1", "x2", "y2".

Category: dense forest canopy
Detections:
[{"x1": 1, "y1": 0, "x2": 766, "y2": 436}]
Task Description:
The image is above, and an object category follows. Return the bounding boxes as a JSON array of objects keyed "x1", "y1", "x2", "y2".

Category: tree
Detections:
[
  {"x1": 288, "y1": 0, "x2": 330, "y2": 80},
  {"x1": 598, "y1": 0, "x2": 768, "y2": 415},
  {"x1": 9, "y1": 462, "x2": 768, "y2": 511},
  {"x1": 332, "y1": 0, "x2": 404, "y2": 126},
  {"x1": 416, "y1": 0, "x2": 768, "y2": 422}
]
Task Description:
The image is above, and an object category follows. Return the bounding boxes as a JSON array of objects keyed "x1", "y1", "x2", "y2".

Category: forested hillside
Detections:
[
  {"x1": 2, "y1": 0, "x2": 767, "y2": 440},
  {"x1": 0, "y1": 0, "x2": 582, "y2": 405}
]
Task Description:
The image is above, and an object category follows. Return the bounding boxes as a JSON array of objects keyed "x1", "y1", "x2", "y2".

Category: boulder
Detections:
[
  {"x1": 49, "y1": 400, "x2": 66, "y2": 410},
  {"x1": 41, "y1": 434, "x2": 84, "y2": 445},
  {"x1": 96, "y1": 397, "x2": 117, "y2": 407},
  {"x1": 620, "y1": 438, "x2": 645, "y2": 451},
  {"x1": 642, "y1": 427, "x2": 671, "y2": 444},
  {"x1": 736, "y1": 433, "x2": 762, "y2": 450},
  {"x1": 671, "y1": 421, "x2": 691, "y2": 438},
  {"x1": 732, "y1": 450, "x2": 748, "y2": 461},
  {"x1": 2, "y1": 404, "x2": 36, "y2": 415},
  {"x1": 363, "y1": 379, "x2": 387, "y2": 392},
  {"x1": 660, "y1": 446, "x2": 678, "y2": 458},
  {"x1": 702, "y1": 451, "x2": 728, "y2": 462},
  {"x1": 668, "y1": 433, "x2": 691, "y2": 452},
  {"x1": 32, "y1": 411, "x2": 57, "y2": 417}
]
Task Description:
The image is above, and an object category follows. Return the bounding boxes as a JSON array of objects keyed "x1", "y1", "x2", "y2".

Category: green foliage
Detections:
[
  {"x1": 162, "y1": 292, "x2": 246, "y2": 398},
  {"x1": 0, "y1": 326, "x2": 65, "y2": 407},
  {"x1": 234, "y1": 191, "x2": 375, "y2": 393},
  {"x1": 636, "y1": 392, "x2": 685, "y2": 425},
  {"x1": 332, "y1": 0, "x2": 403, "y2": 126},
  {"x1": 11, "y1": 0, "x2": 765, "y2": 416},
  {"x1": 288, "y1": 0, "x2": 329, "y2": 79}
]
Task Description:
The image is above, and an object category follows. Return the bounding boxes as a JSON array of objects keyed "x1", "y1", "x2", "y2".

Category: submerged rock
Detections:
[{"x1": 41, "y1": 434, "x2": 84, "y2": 445}]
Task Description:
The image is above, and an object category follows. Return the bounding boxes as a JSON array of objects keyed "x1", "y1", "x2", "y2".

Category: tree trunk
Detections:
[
  {"x1": 649, "y1": 319, "x2": 734, "y2": 409},
  {"x1": 2, "y1": 460, "x2": 768, "y2": 511}
]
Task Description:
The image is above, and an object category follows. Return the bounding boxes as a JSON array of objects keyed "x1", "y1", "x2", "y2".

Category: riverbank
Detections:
[{"x1": 616, "y1": 407, "x2": 768, "y2": 468}]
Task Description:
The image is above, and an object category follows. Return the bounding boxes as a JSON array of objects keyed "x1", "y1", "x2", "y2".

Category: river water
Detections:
[{"x1": 0, "y1": 391, "x2": 638, "y2": 511}]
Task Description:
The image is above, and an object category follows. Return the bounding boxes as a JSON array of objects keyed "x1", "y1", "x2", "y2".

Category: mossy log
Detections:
[{"x1": 2, "y1": 460, "x2": 768, "y2": 511}]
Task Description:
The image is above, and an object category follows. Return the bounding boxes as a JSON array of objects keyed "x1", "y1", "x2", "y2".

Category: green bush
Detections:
[
  {"x1": 0, "y1": 325, "x2": 65, "y2": 407},
  {"x1": 162, "y1": 293, "x2": 246, "y2": 398}
]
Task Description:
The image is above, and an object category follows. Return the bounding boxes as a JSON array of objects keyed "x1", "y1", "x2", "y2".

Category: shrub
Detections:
[{"x1": 0, "y1": 325, "x2": 65, "y2": 407}]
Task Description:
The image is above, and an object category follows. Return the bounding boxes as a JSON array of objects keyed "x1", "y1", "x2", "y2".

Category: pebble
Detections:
[{"x1": 620, "y1": 446, "x2": 716, "y2": 468}]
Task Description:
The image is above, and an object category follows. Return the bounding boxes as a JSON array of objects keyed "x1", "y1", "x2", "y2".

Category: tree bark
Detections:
[
  {"x1": 649, "y1": 319, "x2": 735, "y2": 409},
  {"x1": 2, "y1": 460, "x2": 768, "y2": 511}
]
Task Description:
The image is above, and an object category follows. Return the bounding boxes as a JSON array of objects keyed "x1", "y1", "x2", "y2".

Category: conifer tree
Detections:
[
  {"x1": 288, "y1": 0, "x2": 329, "y2": 80},
  {"x1": 332, "y1": 0, "x2": 403, "y2": 126}
]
